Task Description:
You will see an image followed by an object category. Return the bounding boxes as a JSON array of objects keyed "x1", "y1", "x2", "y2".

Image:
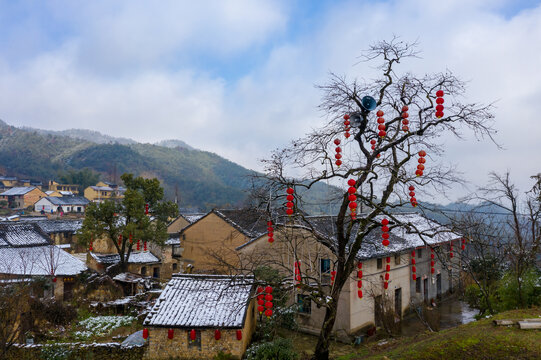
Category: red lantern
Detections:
[
  {"x1": 431, "y1": 268, "x2": 435, "y2": 274},
  {"x1": 385, "y1": 273, "x2": 390, "y2": 280},
  {"x1": 382, "y1": 232, "x2": 389, "y2": 239},
  {"x1": 189, "y1": 329, "x2": 196, "y2": 341},
  {"x1": 137, "y1": 239, "x2": 140, "y2": 251},
  {"x1": 236, "y1": 330, "x2": 242, "y2": 340},
  {"x1": 402, "y1": 105, "x2": 409, "y2": 112},
  {"x1": 348, "y1": 202, "x2": 357, "y2": 209},
  {"x1": 334, "y1": 138, "x2": 341, "y2": 145},
  {"x1": 382, "y1": 239, "x2": 390, "y2": 246},
  {"x1": 129, "y1": 234, "x2": 133, "y2": 244},
  {"x1": 118, "y1": 234, "x2": 122, "y2": 247},
  {"x1": 335, "y1": 160, "x2": 342, "y2": 166},
  {"x1": 214, "y1": 329, "x2": 221, "y2": 340},
  {"x1": 286, "y1": 187, "x2": 294, "y2": 194},
  {"x1": 345, "y1": 132, "x2": 350, "y2": 138},
  {"x1": 358, "y1": 262, "x2": 362, "y2": 269},
  {"x1": 436, "y1": 97, "x2": 444, "y2": 105},
  {"x1": 357, "y1": 280, "x2": 362, "y2": 288},
  {"x1": 52, "y1": 277, "x2": 57, "y2": 283},
  {"x1": 145, "y1": 203, "x2": 149, "y2": 214},
  {"x1": 383, "y1": 281, "x2": 388, "y2": 289},
  {"x1": 412, "y1": 266, "x2": 416, "y2": 272},
  {"x1": 412, "y1": 274, "x2": 417, "y2": 280},
  {"x1": 376, "y1": 110, "x2": 384, "y2": 117},
  {"x1": 257, "y1": 286, "x2": 264, "y2": 293},
  {"x1": 89, "y1": 242, "x2": 93, "y2": 251},
  {"x1": 377, "y1": 117, "x2": 385, "y2": 124},
  {"x1": 381, "y1": 218, "x2": 389, "y2": 226},
  {"x1": 436, "y1": 90, "x2": 444, "y2": 97},
  {"x1": 386, "y1": 256, "x2": 391, "y2": 263},
  {"x1": 378, "y1": 130, "x2": 386, "y2": 138},
  {"x1": 412, "y1": 258, "x2": 416, "y2": 265},
  {"x1": 378, "y1": 124, "x2": 386, "y2": 131},
  {"x1": 265, "y1": 294, "x2": 273, "y2": 301},
  {"x1": 335, "y1": 153, "x2": 342, "y2": 160},
  {"x1": 348, "y1": 186, "x2": 356, "y2": 194},
  {"x1": 358, "y1": 290, "x2": 363, "y2": 298},
  {"x1": 265, "y1": 309, "x2": 273, "y2": 317},
  {"x1": 357, "y1": 270, "x2": 362, "y2": 278},
  {"x1": 265, "y1": 301, "x2": 273, "y2": 308},
  {"x1": 381, "y1": 225, "x2": 389, "y2": 232},
  {"x1": 258, "y1": 299, "x2": 264, "y2": 306},
  {"x1": 419, "y1": 150, "x2": 426, "y2": 157},
  {"x1": 265, "y1": 286, "x2": 273, "y2": 294},
  {"x1": 144, "y1": 241, "x2": 148, "y2": 251},
  {"x1": 348, "y1": 194, "x2": 357, "y2": 202},
  {"x1": 258, "y1": 305, "x2": 264, "y2": 313},
  {"x1": 143, "y1": 328, "x2": 149, "y2": 339},
  {"x1": 168, "y1": 329, "x2": 174, "y2": 339},
  {"x1": 386, "y1": 265, "x2": 390, "y2": 272},
  {"x1": 344, "y1": 114, "x2": 350, "y2": 120}
]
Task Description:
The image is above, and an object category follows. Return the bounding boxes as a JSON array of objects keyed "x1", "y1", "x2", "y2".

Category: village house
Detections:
[
  {"x1": 0, "y1": 186, "x2": 47, "y2": 209},
  {"x1": 167, "y1": 213, "x2": 205, "y2": 234},
  {"x1": 177, "y1": 209, "x2": 462, "y2": 336},
  {"x1": 178, "y1": 209, "x2": 270, "y2": 273},
  {"x1": 34, "y1": 196, "x2": 90, "y2": 214},
  {"x1": 32, "y1": 219, "x2": 83, "y2": 252},
  {"x1": 87, "y1": 251, "x2": 163, "y2": 279},
  {"x1": 0, "y1": 222, "x2": 87, "y2": 301},
  {"x1": 0, "y1": 176, "x2": 19, "y2": 189},
  {"x1": 143, "y1": 274, "x2": 256, "y2": 360},
  {"x1": 48, "y1": 180, "x2": 79, "y2": 194},
  {"x1": 83, "y1": 182, "x2": 125, "y2": 202}
]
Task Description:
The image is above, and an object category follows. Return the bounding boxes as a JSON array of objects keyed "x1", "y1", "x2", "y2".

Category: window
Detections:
[
  {"x1": 416, "y1": 277, "x2": 421, "y2": 293},
  {"x1": 172, "y1": 263, "x2": 178, "y2": 271},
  {"x1": 187, "y1": 330, "x2": 201, "y2": 349},
  {"x1": 141, "y1": 266, "x2": 147, "y2": 276},
  {"x1": 377, "y1": 258, "x2": 383, "y2": 270},
  {"x1": 417, "y1": 248, "x2": 423, "y2": 258},
  {"x1": 394, "y1": 254, "x2": 401, "y2": 265},
  {"x1": 153, "y1": 267, "x2": 160, "y2": 278},
  {"x1": 297, "y1": 294, "x2": 311, "y2": 314},
  {"x1": 320, "y1": 258, "x2": 331, "y2": 274}
]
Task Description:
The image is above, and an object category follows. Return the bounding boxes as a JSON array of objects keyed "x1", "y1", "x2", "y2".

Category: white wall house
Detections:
[{"x1": 34, "y1": 196, "x2": 90, "y2": 214}]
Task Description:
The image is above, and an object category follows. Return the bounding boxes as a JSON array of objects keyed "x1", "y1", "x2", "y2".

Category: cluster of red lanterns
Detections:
[
  {"x1": 411, "y1": 250, "x2": 417, "y2": 280},
  {"x1": 286, "y1": 187, "x2": 295, "y2": 216},
  {"x1": 145, "y1": 203, "x2": 149, "y2": 215},
  {"x1": 357, "y1": 262, "x2": 363, "y2": 299},
  {"x1": 144, "y1": 240, "x2": 148, "y2": 252},
  {"x1": 376, "y1": 110, "x2": 386, "y2": 138},
  {"x1": 409, "y1": 185, "x2": 417, "y2": 207},
  {"x1": 369, "y1": 139, "x2": 381, "y2": 158},
  {"x1": 267, "y1": 220, "x2": 274, "y2": 243},
  {"x1": 435, "y1": 90, "x2": 445, "y2": 118},
  {"x1": 89, "y1": 237, "x2": 93, "y2": 252},
  {"x1": 137, "y1": 238, "x2": 141, "y2": 251},
  {"x1": 343, "y1": 114, "x2": 351, "y2": 138},
  {"x1": 257, "y1": 286, "x2": 273, "y2": 317},
  {"x1": 294, "y1": 261, "x2": 301, "y2": 287},
  {"x1": 381, "y1": 218, "x2": 390, "y2": 246},
  {"x1": 384, "y1": 256, "x2": 391, "y2": 289},
  {"x1": 330, "y1": 269, "x2": 337, "y2": 286},
  {"x1": 416, "y1": 150, "x2": 426, "y2": 177},
  {"x1": 347, "y1": 179, "x2": 357, "y2": 220},
  {"x1": 334, "y1": 139, "x2": 342, "y2": 167},
  {"x1": 401, "y1": 105, "x2": 410, "y2": 132},
  {"x1": 430, "y1": 247, "x2": 436, "y2": 274},
  {"x1": 129, "y1": 233, "x2": 133, "y2": 245},
  {"x1": 461, "y1": 238, "x2": 466, "y2": 250}
]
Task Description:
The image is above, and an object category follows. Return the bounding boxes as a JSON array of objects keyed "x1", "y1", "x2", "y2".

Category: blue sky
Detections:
[{"x1": 0, "y1": 0, "x2": 541, "y2": 203}]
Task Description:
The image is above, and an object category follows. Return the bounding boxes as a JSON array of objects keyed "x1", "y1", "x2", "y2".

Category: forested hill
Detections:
[{"x1": 0, "y1": 120, "x2": 337, "y2": 212}]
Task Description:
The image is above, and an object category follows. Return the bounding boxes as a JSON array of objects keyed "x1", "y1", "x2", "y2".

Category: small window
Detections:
[
  {"x1": 297, "y1": 294, "x2": 311, "y2": 314},
  {"x1": 417, "y1": 249, "x2": 423, "y2": 258},
  {"x1": 320, "y1": 259, "x2": 331, "y2": 274},
  {"x1": 377, "y1": 258, "x2": 383, "y2": 270},
  {"x1": 141, "y1": 266, "x2": 147, "y2": 276},
  {"x1": 187, "y1": 330, "x2": 201, "y2": 349},
  {"x1": 172, "y1": 263, "x2": 178, "y2": 271},
  {"x1": 182, "y1": 234, "x2": 186, "y2": 241},
  {"x1": 395, "y1": 254, "x2": 401, "y2": 265},
  {"x1": 416, "y1": 277, "x2": 421, "y2": 293},
  {"x1": 153, "y1": 267, "x2": 160, "y2": 278}
]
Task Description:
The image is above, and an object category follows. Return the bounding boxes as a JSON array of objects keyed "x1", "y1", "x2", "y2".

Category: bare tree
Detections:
[
  {"x1": 469, "y1": 171, "x2": 541, "y2": 308},
  {"x1": 255, "y1": 38, "x2": 496, "y2": 360}
]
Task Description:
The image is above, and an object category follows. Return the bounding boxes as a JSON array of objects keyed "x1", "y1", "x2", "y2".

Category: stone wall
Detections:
[
  {"x1": 144, "y1": 327, "x2": 247, "y2": 360},
  {"x1": 6, "y1": 343, "x2": 144, "y2": 360}
]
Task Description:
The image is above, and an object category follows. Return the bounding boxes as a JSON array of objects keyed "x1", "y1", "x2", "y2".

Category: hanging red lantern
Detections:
[
  {"x1": 383, "y1": 281, "x2": 389, "y2": 289},
  {"x1": 412, "y1": 274, "x2": 417, "y2": 280},
  {"x1": 52, "y1": 277, "x2": 57, "y2": 283},
  {"x1": 401, "y1": 105, "x2": 410, "y2": 132},
  {"x1": 214, "y1": 329, "x2": 221, "y2": 340},
  {"x1": 358, "y1": 289, "x2": 363, "y2": 298},
  {"x1": 358, "y1": 262, "x2": 362, "y2": 269},
  {"x1": 265, "y1": 301, "x2": 273, "y2": 308},
  {"x1": 189, "y1": 329, "x2": 196, "y2": 341},
  {"x1": 285, "y1": 187, "x2": 295, "y2": 216},
  {"x1": 267, "y1": 220, "x2": 274, "y2": 243},
  {"x1": 145, "y1": 203, "x2": 149, "y2": 214},
  {"x1": 168, "y1": 329, "x2": 174, "y2": 339},
  {"x1": 386, "y1": 256, "x2": 391, "y2": 263},
  {"x1": 258, "y1": 299, "x2": 264, "y2": 306},
  {"x1": 334, "y1": 139, "x2": 341, "y2": 145},
  {"x1": 137, "y1": 239, "x2": 140, "y2": 251},
  {"x1": 265, "y1": 286, "x2": 273, "y2": 294},
  {"x1": 344, "y1": 114, "x2": 350, "y2": 120},
  {"x1": 118, "y1": 234, "x2": 122, "y2": 247},
  {"x1": 357, "y1": 280, "x2": 363, "y2": 288},
  {"x1": 335, "y1": 160, "x2": 342, "y2": 166},
  {"x1": 129, "y1": 234, "x2": 133, "y2": 244},
  {"x1": 345, "y1": 131, "x2": 350, "y2": 138},
  {"x1": 144, "y1": 241, "x2": 148, "y2": 251},
  {"x1": 331, "y1": 270, "x2": 337, "y2": 285},
  {"x1": 236, "y1": 330, "x2": 242, "y2": 340},
  {"x1": 89, "y1": 241, "x2": 93, "y2": 251},
  {"x1": 257, "y1": 286, "x2": 264, "y2": 293},
  {"x1": 143, "y1": 328, "x2": 149, "y2": 339},
  {"x1": 386, "y1": 264, "x2": 390, "y2": 272},
  {"x1": 462, "y1": 238, "x2": 466, "y2": 250},
  {"x1": 347, "y1": 179, "x2": 357, "y2": 219},
  {"x1": 258, "y1": 305, "x2": 264, "y2": 313},
  {"x1": 381, "y1": 219, "x2": 390, "y2": 247},
  {"x1": 265, "y1": 294, "x2": 273, "y2": 301},
  {"x1": 264, "y1": 309, "x2": 273, "y2": 317},
  {"x1": 357, "y1": 270, "x2": 363, "y2": 278}
]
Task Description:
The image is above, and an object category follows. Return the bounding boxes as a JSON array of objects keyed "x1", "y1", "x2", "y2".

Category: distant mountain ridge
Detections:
[{"x1": 0, "y1": 120, "x2": 335, "y2": 212}]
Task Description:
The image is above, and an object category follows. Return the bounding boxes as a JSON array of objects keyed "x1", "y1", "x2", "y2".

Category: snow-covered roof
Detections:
[
  {"x1": 90, "y1": 251, "x2": 161, "y2": 264},
  {"x1": 0, "y1": 186, "x2": 37, "y2": 196},
  {"x1": 90, "y1": 186, "x2": 114, "y2": 191},
  {"x1": 0, "y1": 223, "x2": 51, "y2": 247},
  {"x1": 165, "y1": 235, "x2": 180, "y2": 245},
  {"x1": 182, "y1": 213, "x2": 205, "y2": 223},
  {"x1": 0, "y1": 245, "x2": 87, "y2": 276},
  {"x1": 35, "y1": 219, "x2": 82, "y2": 234},
  {"x1": 39, "y1": 196, "x2": 89, "y2": 206},
  {"x1": 144, "y1": 274, "x2": 253, "y2": 329},
  {"x1": 113, "y1": 273, "x2": 146, "y2": 283}
]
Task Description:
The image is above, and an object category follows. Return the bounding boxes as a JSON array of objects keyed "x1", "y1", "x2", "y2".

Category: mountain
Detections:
[{"x1": 0, "y1": 120, "x2": 338, "y2": 212}]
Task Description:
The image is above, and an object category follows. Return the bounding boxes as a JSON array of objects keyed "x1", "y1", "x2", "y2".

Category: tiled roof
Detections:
[
  {"x1": 90, "y1": 186, "x2": 114, "y2": 191},
  {"x1": 43, "y1": 196, "x2": 90, "y2": 206},
  {"x1": 90, "y1": 251, "x2": 161, "y2": 264},
  {"x1": 0, "y1": 223, "x2": 51, "y2": 247},
  {"x1": 213, "y1": 209, "x2": 270, "y2": 238},
  {"x1": 0, "y1": 245, "x2": 87, "y2": 276},
  {"x1": 35, "y1": 220, "x2": 82, "y2": 234},
  {"x1": 144, "y1": 274, "x2": 253, "y2": 328},
  {"x1": 0, "y1": 187, "x2": 36, "y2": 196}
]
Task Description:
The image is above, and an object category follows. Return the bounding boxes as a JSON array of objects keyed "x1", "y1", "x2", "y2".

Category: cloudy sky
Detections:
[{"x1": 0, "y1": 0, "x2": 540, "y2": 203}]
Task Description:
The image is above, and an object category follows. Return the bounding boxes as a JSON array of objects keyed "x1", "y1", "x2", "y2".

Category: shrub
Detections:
[
  {"x1": 246, "y1": 338, "x2": 299, "y2": 360},
  {"x1": 29, "y1": 297, "x2": 77, "y2": 326}
]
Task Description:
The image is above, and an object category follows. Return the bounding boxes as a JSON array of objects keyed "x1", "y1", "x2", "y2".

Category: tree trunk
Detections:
[{"x1": 314, "y1": 294, "x2": 339, "y2": 360}]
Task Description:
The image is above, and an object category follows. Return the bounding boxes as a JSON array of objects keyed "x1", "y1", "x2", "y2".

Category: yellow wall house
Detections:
[
  {"x1": 84, "y1": 185, "x2": 124, "y2": 202},
  {"x1": 237, "y1": 213, "x2": 462, "y2": 336},
  {"x1": 143, "y1": 274, "x2": 256, "y2": 360},
  {"x1": 179, "y1": 209, "x2": 271, "y2": 273},
  {"x1": 0, "y1": 186, "x2": 47, "y2": 208},
  {"x1": 48, "y1": 180, "x2": 79, "y2": 194},
  {"x1": 0, "y1": 176, "x2": 19, "y2": 188}
]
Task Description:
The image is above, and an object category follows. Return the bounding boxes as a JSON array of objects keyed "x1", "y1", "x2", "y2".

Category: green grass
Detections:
[{"x1": 338, "y1": 307, "x2": 541, "y2": 360}]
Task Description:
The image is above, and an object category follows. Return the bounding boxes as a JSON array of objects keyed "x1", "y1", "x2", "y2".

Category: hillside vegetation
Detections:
[{"x1": 0, "y1": 120, "x2": 336, "y2": 211}]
